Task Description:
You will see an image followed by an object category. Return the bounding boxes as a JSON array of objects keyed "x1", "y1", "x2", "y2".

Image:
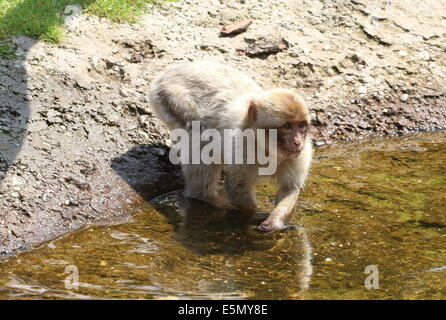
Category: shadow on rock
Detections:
[
  {"x1": 1, "y1": 0, "x2": 78, "y2": 187},
  {"x1": 111, "y1": 143, "x2": 182, "y2": 201},
  {"x1": 0, "y1": 37, "x2": 33, "y2": 199}
]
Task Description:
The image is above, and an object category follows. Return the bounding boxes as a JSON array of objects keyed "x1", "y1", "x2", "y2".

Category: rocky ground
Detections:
[{"x1": 0, "y1": 0, "x2": 445, "y2": 256}]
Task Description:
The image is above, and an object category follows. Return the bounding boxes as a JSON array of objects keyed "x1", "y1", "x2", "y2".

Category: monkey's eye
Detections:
[
  {"x1": 298, "y1": 121, "x2": 308, "y2": 129},
  {"x1": 283, "y1": 122, "x2": 292, "y2": 129}
]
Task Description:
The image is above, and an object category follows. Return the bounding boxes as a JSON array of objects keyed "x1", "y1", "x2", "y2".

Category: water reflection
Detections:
[
  {"x1": 149, "y1": 193, "x2": 314, "y2": 298},
  {"x1": 0, "y1": 190, "x2": 314, "y2": 299}
]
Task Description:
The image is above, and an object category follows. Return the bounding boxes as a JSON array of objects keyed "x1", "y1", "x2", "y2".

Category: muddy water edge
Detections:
[{"x1": 0, "y1": 131, "x2": 444, "y2": 299}]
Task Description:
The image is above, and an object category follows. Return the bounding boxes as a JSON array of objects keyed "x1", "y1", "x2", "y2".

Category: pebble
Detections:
[
  {"x1": 400, "y1": 93, "x2": 409, "y2": 102},
  {"x1": 90, "y1": 56, "x2": 104, "y2": 73},
  {"x1": 138, "y1": 115, "x2": 148, "y2": 125},
  {"x1": 10, "y1": 192, "x2": 20, "y2": 198},
  {"x1": 398, "y1": 50, "x2": 408, "y2": 57},
  {"x1": 362, "y1": 76, "x2": 374, "y2": 84},
  {"x1": 119, "y1": 88, "x2": 130, "y2": 98},
  {"x1": 358, "y1": 86, "x2": 367, "y2": 94},
  {"x1": 75, "y1": 78, "x2": 92, "y2": 90}
]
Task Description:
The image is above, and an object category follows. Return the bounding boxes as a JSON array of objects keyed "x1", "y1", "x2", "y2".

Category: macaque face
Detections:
[
  {"x1": 277, "y1": 120, "x2": 309, "y2": 157},
  {"x1": 248, "y1": 90, "x2": 310, "y2": 158}
]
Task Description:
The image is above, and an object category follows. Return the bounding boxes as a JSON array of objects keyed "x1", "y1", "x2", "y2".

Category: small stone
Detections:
[
  {"x1": 90, "y1": 56, "x2": 105, "y2": 73},
  {"x1": 310, "y1": 112, "x2": 317, "y2": 121},
  {"x1": 40, "y1": 193, "x2": 50, "y2": 202},
  {"x1": 323, "y1": 45, "x2": 331, "y2": 51},
  {"x1": 358, "y1": 86, "x2": 367, "y2": 94},
  {"x1": 10, "y1": 192, "x2": 20, "y2": 198},
  {"x1": 138, "y1": 115, "x2": 148, "y2": 126},
  {"x1": 398, "y1": 50, "x2": 408, "y2": 57},
  {"x1": 138, "y1": 131, "x2": 149, "y2": 140},
  {"x1": 11, "y1": 176, "x2": 24, "y2": 186},
  {"x1": 400, "y1": 93, "x2": 409, "y2": 102},
  {"x1": 325, "y1": 257, "x2": 333, "y2": 262},
  {"x1": 419, "y1": 52, "x2": 431, "y2": 60},
  {"x1": 220, "y1": 19, "x2": 252, "y2": 36},
  {"x1": 126, "y1": 123, "x2": 138, "y2": 131},
  {"x1": 75, "y1": 78, "x2": 92, "y2": 90},
  {"x1": 119, "y1": 88, "x2": 130, "y2": 98}
]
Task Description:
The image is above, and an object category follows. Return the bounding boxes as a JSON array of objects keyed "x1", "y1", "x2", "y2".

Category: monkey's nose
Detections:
[{"x1": 292, "y1": 139, "x2": 300, "y2": 148}]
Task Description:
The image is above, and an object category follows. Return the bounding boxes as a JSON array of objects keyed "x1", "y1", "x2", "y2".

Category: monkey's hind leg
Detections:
[
  {"x1": 224, "y1": 165, "x2": 258, "y2": 212},
  {"x1": 182, "y1": 164, "x2": 222, "y2": 202}
]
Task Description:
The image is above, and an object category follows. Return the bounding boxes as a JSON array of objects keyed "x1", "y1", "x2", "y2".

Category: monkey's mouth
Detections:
[
  {"x1": 279, "y1": 145, "x2": 302, "y2": 157},
  {"x1": 290, "y1": 150, "x2": 302, "y2": 157}
]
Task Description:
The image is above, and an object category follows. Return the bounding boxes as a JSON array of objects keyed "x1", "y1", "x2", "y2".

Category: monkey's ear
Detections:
[{"x1": 248, "y1": 100, "x2": 259, "y2": 124}]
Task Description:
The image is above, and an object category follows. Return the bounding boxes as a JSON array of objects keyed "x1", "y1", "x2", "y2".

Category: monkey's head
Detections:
[{"x1": 248, "y1": 89, "x2": 310, "y2": 158}]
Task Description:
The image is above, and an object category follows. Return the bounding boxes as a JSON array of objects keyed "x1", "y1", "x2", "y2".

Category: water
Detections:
[{"x1": 0, "y1": 132, "x2": 445, "y2": 299}]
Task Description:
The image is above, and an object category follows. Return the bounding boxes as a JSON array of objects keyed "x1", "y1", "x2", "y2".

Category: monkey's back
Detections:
[{"x1": 149, "y1": 61, "x2": 263, "y2": 129}]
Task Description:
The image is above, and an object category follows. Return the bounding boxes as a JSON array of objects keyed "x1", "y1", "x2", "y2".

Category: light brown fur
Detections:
[{"x1": 149, "y1": 61, "x2": 313, "y2": 232}]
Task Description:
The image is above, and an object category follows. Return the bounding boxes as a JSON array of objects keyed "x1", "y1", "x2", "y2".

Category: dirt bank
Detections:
[{"x1": 0, "y1": 0, "x2": 445, "y2": 256}]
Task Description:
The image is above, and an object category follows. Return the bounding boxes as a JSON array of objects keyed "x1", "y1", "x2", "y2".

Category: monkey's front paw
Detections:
[{"x1": 257, "y1": 219, "x2": 286, "y2": 233}]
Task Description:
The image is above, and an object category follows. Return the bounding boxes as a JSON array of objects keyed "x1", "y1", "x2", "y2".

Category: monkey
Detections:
[{"x1": 148, "y1": 61, "x2": 312, "y2": 232}]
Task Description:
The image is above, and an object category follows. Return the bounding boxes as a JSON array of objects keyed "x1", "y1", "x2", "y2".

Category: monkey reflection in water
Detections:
[
  {"x1": 149, "y1": 62, "x2": 312, "y2": 232},
  {"x1": 150, "y1": 193, "x2": 313, "y2": 294}
]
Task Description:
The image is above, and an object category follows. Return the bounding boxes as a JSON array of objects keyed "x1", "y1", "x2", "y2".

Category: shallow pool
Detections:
[{"x1": 0, "y1": 132, "x2": 445, "y2": 299}]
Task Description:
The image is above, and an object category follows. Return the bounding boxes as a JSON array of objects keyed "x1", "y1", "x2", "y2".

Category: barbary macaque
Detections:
[{"x1": 148, "y1": 61, "x2": 312, "y2": 232}]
